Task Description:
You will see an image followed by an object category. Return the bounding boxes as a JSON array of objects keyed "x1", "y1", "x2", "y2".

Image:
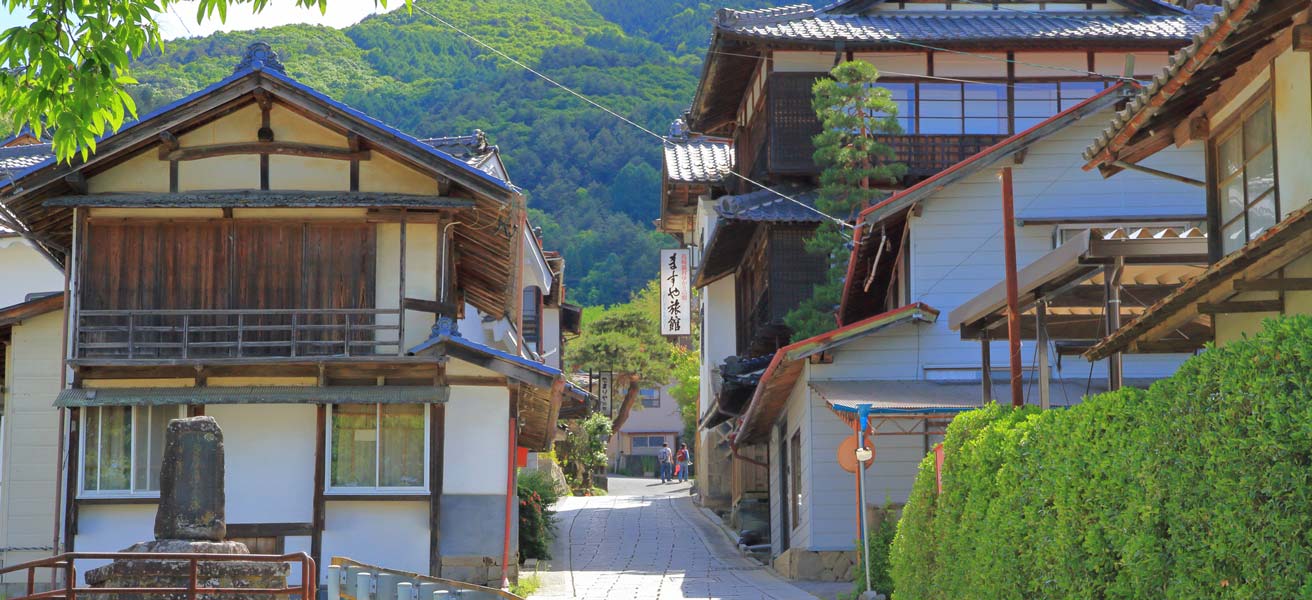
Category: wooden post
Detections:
[
  {"x1": 398, "y1": 209, "x2": 407, "y2": 354},
  {"x1": 428, "y1": 403, "x2": 445, "y2": 577},
  {"x1": 1000, "y1": 167, "x2": 1024, "y2": 408},
  {"x1": 1036, "y1": 300, "x2": 1050, "y2": 410},
  {"x1": 1104, "y1": 258, "x2": 1125, "y2": 391},
  {"x1": 62, "y1": 408, "x2": 80, "y2": 553},
  {"x1": 311, "y1": 404, "x2": 327, "y2": 572},
  {"x1": 980, "y1": 333, "x2": 992, "y2": 404}
]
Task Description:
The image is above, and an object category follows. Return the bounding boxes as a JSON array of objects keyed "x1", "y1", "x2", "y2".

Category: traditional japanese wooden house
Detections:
[
  {"x1": 729, "y1": 83, "x2": 1209, "y2": 581},
  {"x1": 1082, "y1": 0, "x2": 1312, "y2": 361},
  {"x1": 0, "y1": 43, "x2": 586, "y2": 588},
  {"x1": 679, "y1": 0, "x2": 1214, "y2": 552}
]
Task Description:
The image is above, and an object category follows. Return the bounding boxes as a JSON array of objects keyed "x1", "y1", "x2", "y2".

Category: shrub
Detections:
[
  {"x1": 849, "y1": 507, "x2": 898, "y2": 599},
  {"x1": 890, "y1": 315, "x2": 1312, "y2": 599},
  {"x1": 518, "y1": 470, "x2": 560, "y2": 562}
]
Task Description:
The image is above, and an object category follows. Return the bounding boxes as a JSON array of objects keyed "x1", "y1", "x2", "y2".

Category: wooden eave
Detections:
[
  {"x1": 1086, "y1": 202, "x2": 1312, "y2": 361},
  {"x1": 1089, "y1": 1, "x2": 1308, "y2": 174},
  {"x1": 1, "y1": 69, "x2": 522, "y2": 317}
]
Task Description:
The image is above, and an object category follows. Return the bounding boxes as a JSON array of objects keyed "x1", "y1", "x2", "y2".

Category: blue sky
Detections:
[{"x1": 0, "y1": 1, "x2": 401, "y2": 40}]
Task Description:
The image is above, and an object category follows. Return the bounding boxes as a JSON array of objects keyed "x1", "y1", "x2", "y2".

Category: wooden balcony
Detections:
[
  {"x1": 764, "y1": 73, "x2": 1008, "y2": 181},
  {"x1": 75, "y1": 308, "x2": 404, "y2": 363}
]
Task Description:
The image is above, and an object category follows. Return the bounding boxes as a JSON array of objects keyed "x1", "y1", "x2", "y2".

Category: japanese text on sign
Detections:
[{"x1": 660, "y1": 249, "x2": 691, "y2": 336}]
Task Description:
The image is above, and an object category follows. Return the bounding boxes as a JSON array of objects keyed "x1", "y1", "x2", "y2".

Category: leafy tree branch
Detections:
[{"x1": 784, "y1": 60, "x2": 906, "y2": 341}]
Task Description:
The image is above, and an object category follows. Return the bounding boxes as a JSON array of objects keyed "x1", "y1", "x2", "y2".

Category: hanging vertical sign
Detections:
[
  {"x1": 597, "y1": 372, "x2": 613, "y2": 419},
  {"x1": 660, "y1": 249, "x2": 691, "y2": 336}
]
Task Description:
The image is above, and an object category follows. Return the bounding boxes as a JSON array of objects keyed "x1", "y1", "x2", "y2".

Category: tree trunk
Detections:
[{"x1": 610, "y1": 374, "x2": 642, "y2": 432}]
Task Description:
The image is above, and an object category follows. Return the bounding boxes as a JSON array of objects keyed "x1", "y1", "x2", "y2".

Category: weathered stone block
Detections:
[{"x1": 155, "y1": 416, "x2": 226, "y2": 541}]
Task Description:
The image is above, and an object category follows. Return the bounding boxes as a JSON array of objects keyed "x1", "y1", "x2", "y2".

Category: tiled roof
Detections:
[
  {"x1": 715, "y1": 184, "x2": 824, "y2": 223},
  {"x1": 0, "y1": 143, "x2": 52, "y2": 176},
  {"x1": 1084, "y1": 0, "x2": 1280, "y2": 165},
  {"x1": 715, "y1": 4, "x2": 1216, "y2": 45},
  {"x1": 420, "y1": 130, "x2": 507, "y2": 181},
  {"x1": 664, "y1": 137, "x2": 734, "y2": 184}
]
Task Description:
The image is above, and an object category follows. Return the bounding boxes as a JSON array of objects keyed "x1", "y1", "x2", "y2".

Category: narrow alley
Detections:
[{"x1": 529, "y1": 477, "x2": 839, "y2": 600}]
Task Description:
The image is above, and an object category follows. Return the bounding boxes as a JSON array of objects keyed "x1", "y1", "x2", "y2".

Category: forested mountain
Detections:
[{"x1": 127, "y1": 0, "x2": 775, "y2": 306}]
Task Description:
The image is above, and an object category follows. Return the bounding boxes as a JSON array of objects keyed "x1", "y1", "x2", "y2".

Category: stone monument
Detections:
[{"x1": 86, "y1": 417, "x2": 289, "y2": 600}]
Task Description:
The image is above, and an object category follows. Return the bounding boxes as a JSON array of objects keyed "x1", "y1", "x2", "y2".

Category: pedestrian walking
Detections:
[
  {"x1": 658, "y1": 442, "x2": 673, "y2": 483},
  {"x1": 676, "y1": 443, "x2": 691, "y2": 483}
]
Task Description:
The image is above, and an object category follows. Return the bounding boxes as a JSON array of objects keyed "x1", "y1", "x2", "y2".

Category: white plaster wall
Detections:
[
  {"x1": 772, "y1": 51, "x2": 832, "y2": 74},
  {"x1": 0, "y1": 311, "x2": 63, "y2": 579},
  {"x1": 1274, "y1": 48, "x2": 1312, "y2": 218},
  {"x1": 205, "y1": 404, "x2": 316, "y2": 524},
  {"x1": 321, "y1": 501, "x2": 428, "y2": 575},
  {"x1": 376, "y1": 223, "x2": 438, "y2": 350},
  {"x1": 74, "y1": 504, "x2": 156, "y2": 570},
  {"x1": 541, "y1": 308, "x2": 561, "y2": 369},
  {"x1": 0, "y1": 237, "x2": 63, "y2": 308},
  {"x1": 443, "y1": 386, "x2": 509, "y2": 496},
  {"x1": 700, "y1": 276, "x2": 738, "y2": 418}
]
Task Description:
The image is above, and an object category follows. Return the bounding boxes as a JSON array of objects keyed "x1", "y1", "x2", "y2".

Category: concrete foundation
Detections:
[{"x1": 773, "y1": 548, "x2": 857, "y2": 582}]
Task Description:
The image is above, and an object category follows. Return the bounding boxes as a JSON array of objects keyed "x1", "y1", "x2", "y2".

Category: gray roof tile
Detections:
[
  {"x1": 0, "y1": 143, "x2": 52, "y2": 175},
  {"x1": 716, "y1": 4, "x2": 1216, "y2": 45},
  {"x1": 716, "y1": 184, "x2": 824, "y2": 223},
  {"x1": 664, "y1": 137, "x2": 734, "y2": 184}
]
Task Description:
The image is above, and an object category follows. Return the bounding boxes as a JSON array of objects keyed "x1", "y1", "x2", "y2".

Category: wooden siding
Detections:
[
  {"x1": 79, "y1": 221, "x2": 377, "y2": 359},
  {"x1": 81, "y1": 221, "x2": 376, "y2": 311}
]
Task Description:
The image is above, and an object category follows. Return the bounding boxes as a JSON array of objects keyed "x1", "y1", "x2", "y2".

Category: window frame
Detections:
[
  {"x1": 788, "y1": 429, "x2": 802, "y2": 532},
  {"x1": 872, "y1": 77, "x2": 1110, "y2": 136},
  {"x1": 78, "y1": 405, "x2": 181, "y2": 499},
  {"x1": 325, "y1": 403, "x2": 430, "y2": 495},
  {"x1": 1207, "y1": 88, "x2": 1279, "y2": 260},
  {"x1": 639, "y1": 388, "x2": 661, "y2": 408}
]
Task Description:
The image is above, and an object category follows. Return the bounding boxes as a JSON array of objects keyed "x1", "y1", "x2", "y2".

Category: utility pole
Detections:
[{"x1": 1000, "y1": 167, "x2": 1024, "y2": 408}]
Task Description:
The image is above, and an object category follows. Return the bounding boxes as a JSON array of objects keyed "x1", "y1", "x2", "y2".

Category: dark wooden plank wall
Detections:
[
  {"x1": 83, "y1": 221, "x2": 376, "y2": 310},
  {"x1": 81, "y1": 221, "x2": 377, "y2": 357}
]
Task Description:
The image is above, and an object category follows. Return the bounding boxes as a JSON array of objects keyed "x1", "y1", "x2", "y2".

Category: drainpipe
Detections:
[{"x1": 500, "y1": 402, "x2": 518, "y2": 588}]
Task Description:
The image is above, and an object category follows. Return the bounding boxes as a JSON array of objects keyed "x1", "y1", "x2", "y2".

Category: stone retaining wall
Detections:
[{"x1": 772, "y1": 548, "x2": 857, "y2": 582}]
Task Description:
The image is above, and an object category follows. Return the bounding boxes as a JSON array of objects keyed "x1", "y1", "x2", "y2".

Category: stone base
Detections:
[
  {"x1": 440, "y1": 555, "x2": 517, "y2": 587},
  {"x1": 85, "y1": 539, "x2": 290, "y2": 600},
  {"x1": 773, "y1": 548, "x2": 857, "y2": 582}
]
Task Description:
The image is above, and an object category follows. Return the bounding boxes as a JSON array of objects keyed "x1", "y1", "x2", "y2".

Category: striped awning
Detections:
[{"x1": 54, "y1": 385, "x2": 448, "y2": 408}]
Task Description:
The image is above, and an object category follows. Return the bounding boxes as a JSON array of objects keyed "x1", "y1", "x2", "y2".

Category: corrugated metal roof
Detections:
[
  {"x1": 715, "y1": 4, "x2": 1216, "y2": 45},
  {"x1": 664, "y1": 137, "x2": 734, "y2": 184},
  {"x1": 55, "y1": 385, "x2": 447, "y2": 407}
]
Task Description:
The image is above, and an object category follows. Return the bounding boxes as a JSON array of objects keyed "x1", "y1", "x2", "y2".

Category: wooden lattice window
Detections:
[{"x1": 1213, "y1": 95, "x2": 1277, "y2": 255}]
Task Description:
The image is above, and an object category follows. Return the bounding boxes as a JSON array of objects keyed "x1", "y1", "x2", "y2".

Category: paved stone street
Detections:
[{"x1": 528, "y1": 477, "x2": 824, "y2": 600}]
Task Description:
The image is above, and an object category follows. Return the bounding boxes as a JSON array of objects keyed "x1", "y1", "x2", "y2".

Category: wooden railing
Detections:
[
  {"x1": 879, "y1": 133, "x2": 1009, "y2": 178},
  {"x1": 0, "y1": 551, "x2": 315, "y2": 600},
  {"x1": 76, "y1": 308, "x2": 403, "y2": 361}
]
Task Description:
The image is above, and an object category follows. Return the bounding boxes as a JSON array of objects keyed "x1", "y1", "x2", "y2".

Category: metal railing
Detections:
[
  {"x1": 76, "y1": 308, "x2": 404, "y2": 361},
  {"x1": 0, "y1": 551, "x2": 315, "y2": 600},
  {"x1": 329, "y1": 557, "x2": 519, "y2": 600}
]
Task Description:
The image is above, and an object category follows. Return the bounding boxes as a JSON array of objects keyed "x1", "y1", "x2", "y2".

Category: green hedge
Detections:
[{"x1": 891, "y1": 316, "x2": 1312, "y2": 599}]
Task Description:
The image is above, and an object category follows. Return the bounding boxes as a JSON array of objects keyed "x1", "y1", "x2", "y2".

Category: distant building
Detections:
[{"x1": 606, "y1": 383, "x2": 683, "y2": 474}]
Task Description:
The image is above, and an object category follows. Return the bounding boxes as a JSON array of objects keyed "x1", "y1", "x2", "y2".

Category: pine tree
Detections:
[{"x1": 784, "y1": 60, "x2": 906, "y2": 341}]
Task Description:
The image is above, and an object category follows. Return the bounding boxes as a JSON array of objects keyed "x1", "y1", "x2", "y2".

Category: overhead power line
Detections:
[{"x1": 407, "y1": 1, "x2": 854, "y2": 231}]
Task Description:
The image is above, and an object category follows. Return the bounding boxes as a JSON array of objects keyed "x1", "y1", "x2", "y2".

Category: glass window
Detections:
[
  {"x1": 330, "y1": 404, "x2": 427, "y2": 490},
  {"x1": 1014, "y1": 82, "x2": 1059, "y2": 131},
  {"x1": 1058, "y1": 81, "x2": 1108, "y2": 110},
  {"x1": 873, "y1": 82, "x2": 915, "y2": 133},
  {"x1": 82, "y1": 406, "x2": 177, "y2": 495},
  {"x1": 1213, "y1": 100, "x2": 1278, "y2": 254},
  {"x1": 640, "y1": 388, "x2": 660, "y2": 408},
  {"x1": 964, "y1": 84, "x2": 1007, "y2": 135},
  {"x1": 919, "y1": 83, "x2": 963, "y2": 134}
]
